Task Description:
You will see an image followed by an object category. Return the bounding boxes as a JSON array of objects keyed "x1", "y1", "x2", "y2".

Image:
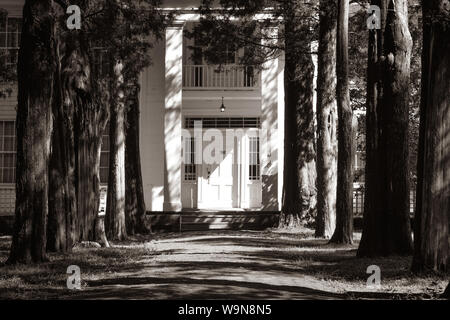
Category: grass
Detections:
[
  {"x1": 0, "y1": 236, "x2": 158, "y2": 299},
  {"x1": 0, "y1": 230, "x2": 447, "y2": 300}
]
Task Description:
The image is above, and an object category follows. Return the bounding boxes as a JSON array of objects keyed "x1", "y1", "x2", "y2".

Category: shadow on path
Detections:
[{"x1": 72, "y1": 276, "x2": 343, "y2": 300}]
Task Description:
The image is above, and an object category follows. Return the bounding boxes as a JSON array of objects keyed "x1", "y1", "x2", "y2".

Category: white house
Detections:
[{"x1": 0, "y1": 0, "x2": 288, "y2": 216}]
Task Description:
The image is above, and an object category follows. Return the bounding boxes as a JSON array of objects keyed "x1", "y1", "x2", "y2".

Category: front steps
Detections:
[{"x1": 147, "y1": 211, "x2": 280, "y2": 232}]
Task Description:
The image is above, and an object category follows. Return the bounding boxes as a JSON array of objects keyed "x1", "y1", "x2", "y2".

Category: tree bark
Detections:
[
  {"x1": 47, "y1": 63, "x2": 77, "y2": 252},
  {"x1": 74, "y1": 58, "x2": 109, "y2": 242},
  {"x1": 125, "y1": 75, "x2": 150, "y2": 235},
  {"x1": 360, "y1": 0, "x2": 383, "y2": 255},
  {"x1": 47, "y1": 32, "x2": 80, "y2": 252},
  {"x1": 8, "y1": 0, "x2": 56, "y2": 263},
  {"x1": 412, "y1": 0, "x2": 449, "y2": 273},
  {"x1": 315, "y1": 0, "x2": 337, "y2": 238},
  {"x1": 330, "y1": 0, "x2": 353, "y2": 244},
  {"x1": 279, "y1": 3, "x2": 316, "y2": 228},
  {"x1": 443, "y1": 283, "x2": 450, "y2": 299},
  {"x1": 95, "y1": 215, "x2": 110, "y2": 247},
  {"x1": 358, "y1": 0, "x2": 413, "y2": 257},
  {"x1": 105, "y1": 60, "x2": 127, "y2": 241}
]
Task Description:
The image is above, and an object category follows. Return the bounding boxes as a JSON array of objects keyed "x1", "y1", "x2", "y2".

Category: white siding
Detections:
[
  {"x1": 0, "y1": 186, "x2": 14, "y2": 216},
  {"x1": 0, "y1": 1, "x2": 24, "y2": 17},
  {"x1": 0, "y1": 87, "x2": 17, "y2": 120}
]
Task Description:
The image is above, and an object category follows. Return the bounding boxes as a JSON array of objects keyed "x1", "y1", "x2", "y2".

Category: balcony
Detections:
[{"x1": 183, "y1": 65, "x2": 260, "y2": 90}]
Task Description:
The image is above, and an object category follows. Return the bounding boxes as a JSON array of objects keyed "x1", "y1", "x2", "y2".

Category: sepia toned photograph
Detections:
[{"x1": 0, "y1": 0, "x2": 448, "y2": 309}]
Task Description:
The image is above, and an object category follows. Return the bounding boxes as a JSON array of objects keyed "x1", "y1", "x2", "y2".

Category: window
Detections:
[
  {"x1": 0, "y1": 15, "x2": 21, "y2": 66},
  {"x1": 0, "y1": 121, "x2": 16, "y2": 184},
  {"x1": 183, "y1": 137, "x2": 196, "y2": 181},
  {"x1": 92, "y1": 47, "x2": 110, "y2": 78},
  {"x1": 0, "y1": 121, "x2": 108, "y2": 184},
  {"x1": 184, "y1": 117, "x2": 261, "y2": 129},
  {"x1": 100, "y1": 124, "x2": 109, "y2": 184},
  {"x1": 243, "y1": 66, "x2": 255, "y2": 87},
  {"x1": 248, "y1": 137, "x2": 260, "y2": 181},
  {"x1": 222, "y1": 44, "x2": 237, "y2": 65}
]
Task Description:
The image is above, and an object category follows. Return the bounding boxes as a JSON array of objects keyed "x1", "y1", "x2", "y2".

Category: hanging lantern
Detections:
[{"x1": 220, "y1": 96, "x2": 225, "y2": 112}]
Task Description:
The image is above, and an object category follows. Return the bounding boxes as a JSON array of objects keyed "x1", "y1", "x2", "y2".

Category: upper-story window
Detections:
[
  {"x1": 0, "y1": 15, "x2": 21, "y2": 67},
  {"x1": 183, "y1": 23, "x2": 259, "y2": 89},
  {"x1": 218, "y1": 44, "x2": 237, "y2": 65},
  {"x1": 0, "y1": 13, "x2": 108, "y2": 79},
  {"x1": 91, "y1": 39, "x2": 110, "y2": 79}
]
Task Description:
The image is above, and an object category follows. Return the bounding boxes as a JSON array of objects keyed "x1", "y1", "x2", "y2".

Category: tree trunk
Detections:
[
  {"x1": 279, "y1": 3, "x2": 316, "y2": 228},
  {"x1": 74, "y1": 54, "x2": 109, "y2": 242},
  {"x1": 8, "y1": 0, "x2": 55, "y2": 264},
  {"x1": 330, "y1": 0, "x2": 353, "y2": 244},
  {"x1": 443, "y1": 283, "x2": 450, "y2": 299},
  {"x1": 359, "y1": 0, "x2": 383, "y2": 255},
  {"x1": 125, "y1": 75, "x2": 150, "y2": 235},
  {"x1": 315, "y1": 0, "x2": 337, "y2": 238},
  {"x1": 412, "y1": 0, "x2": 449, "y2": 273},
  {"x1": 47, "y1": 34, "x2": 79, "y2": 253},
  {"x1": 105, "y1": 60, "x2": 127, "y2": 241},
  {"x1": 95, "y1": 215, "x2": 110, "y2": 247},
  {"x1": 358, "y1": 0, "x2": 413, "y2": 257}
]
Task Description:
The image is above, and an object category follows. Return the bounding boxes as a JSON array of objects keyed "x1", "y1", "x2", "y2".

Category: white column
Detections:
[
  {"x1": 261, "y1": 28, "x2": 279, "y2": 211},
  {"x1": 277, "y1": 53, "x2": 285, "y2": 211},
  {"x1": 163, "y1": 23, "x2": 184, "y2": 212}
]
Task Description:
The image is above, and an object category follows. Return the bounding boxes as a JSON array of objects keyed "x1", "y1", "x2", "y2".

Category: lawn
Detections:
[{"x1": 0, "y1": 228, "x2": 447, "y2": 300}]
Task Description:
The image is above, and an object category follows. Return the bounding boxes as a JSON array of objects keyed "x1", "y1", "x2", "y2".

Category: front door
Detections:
[{"x1": 198, "y1": 130, "x2": 235, "y2": 209}]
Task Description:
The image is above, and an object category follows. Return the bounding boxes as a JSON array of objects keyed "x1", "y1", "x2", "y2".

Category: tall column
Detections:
[
  {"x1": 277, "y1": 53, "x2": 285, "y2": 211},
  {"x1": 261, "y1": 28, "x2": 279, "y2": 211},
  {"x1": 163, "y1": 22, "x2": 184, "y2": 211}
]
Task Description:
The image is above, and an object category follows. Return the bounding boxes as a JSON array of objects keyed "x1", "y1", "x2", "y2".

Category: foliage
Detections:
[
  {"x1": 88, "y1": 0, "x2": 168, "y2": 81},
  {"x1": 346, "y1": 1, "x2": 421, "y2": 186},
  {"x1": 187, "y1": 0, "x2": 319, "y2": 68}
]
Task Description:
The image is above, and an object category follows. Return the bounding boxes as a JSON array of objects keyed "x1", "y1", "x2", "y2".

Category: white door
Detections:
[{"x1": 199, "y1": 132, "x2": 235, "y2": 209}]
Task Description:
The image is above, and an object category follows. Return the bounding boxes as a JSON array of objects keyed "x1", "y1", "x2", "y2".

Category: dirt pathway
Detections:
[{"x1": 67, "y1": 229, "x2": 349, "y2": 299}]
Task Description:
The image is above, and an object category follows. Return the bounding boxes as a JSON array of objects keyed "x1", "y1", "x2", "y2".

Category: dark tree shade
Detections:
[
  {"x1": 47, "y1": 32, "x2": 78, "y2": 253},
  {"x1": 280, "y1": 0, "x2": 317, "y2": 228},
  {"x1": 443, "y1": 283, "x2": 450, "y2": 299},
  {"x1": 412, "y1": 0, "x2": 449, "y2": 273},
  {"x1": 315, "y1": 0, "x2": 338, "y2": 239},
  {"x1": 330, "y1": 0, "x2": 353, "y2": 244},
  {"x1": 358, "y1": 0, "x2": 413, "y2": 257},
  {"x1": 8, "y1": 0, "x2": 56, "y2": 263},
  {"x1": 125, "y1": 76, "x2": 150, "y2": 235},
  {"x1": 105, "y1": 59, "x2": 127, "y2": 241}
]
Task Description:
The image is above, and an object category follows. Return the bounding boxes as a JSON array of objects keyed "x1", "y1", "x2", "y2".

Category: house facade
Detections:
[
  {"x1": 0, "y1": 0, "x2": 289, "y2": 215},
  {"x1": 142, "y1": 20, "x2": 285, "y2": 212}
]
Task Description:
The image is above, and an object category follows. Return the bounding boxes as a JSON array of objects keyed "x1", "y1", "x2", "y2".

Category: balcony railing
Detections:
[{"x1": 183, "y1": 65, "x2": 260, "y2": 89}]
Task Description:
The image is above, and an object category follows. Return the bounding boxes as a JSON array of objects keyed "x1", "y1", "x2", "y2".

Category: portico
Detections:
[{"x1": 139, "y1": 18, "x2": 284, "y2": 212}]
